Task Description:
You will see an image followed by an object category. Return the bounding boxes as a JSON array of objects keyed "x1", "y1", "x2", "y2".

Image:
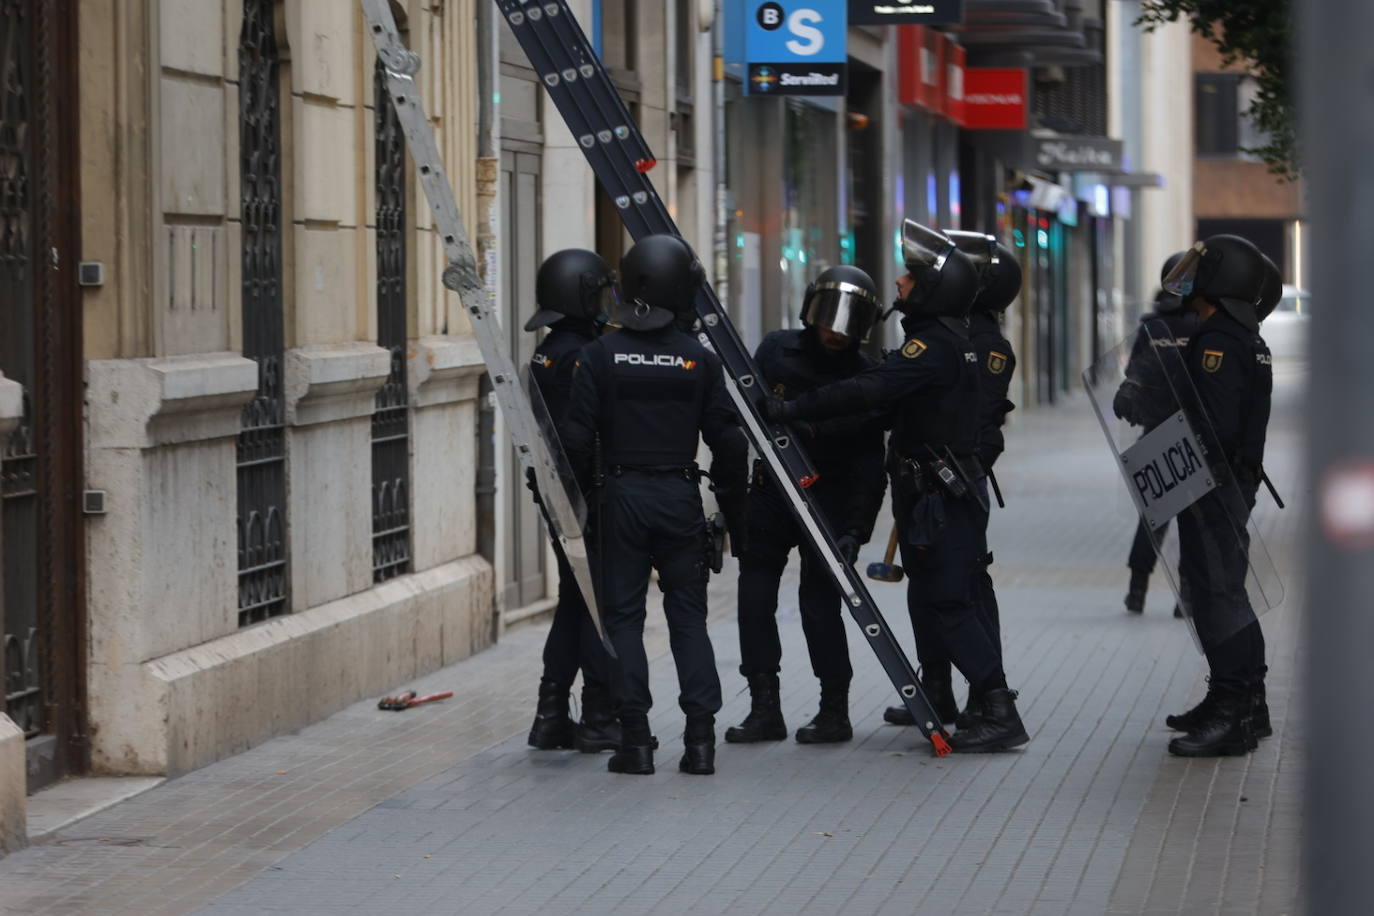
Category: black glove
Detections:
[
  {"x1": 759, "y1": 395, "x2": 796, "y2": 424},
  {"x1": 524, "y1": 466, "x2": 542, "y2": 506},
  {"x1": 834, "y1": 533, "x2": 860, "y2": 564},
  {"x1": 1112, "y1": 382, "x2": 1141, "y2": 425}
]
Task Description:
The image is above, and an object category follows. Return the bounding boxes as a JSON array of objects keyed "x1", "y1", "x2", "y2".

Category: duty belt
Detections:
[{"x1": 611, "y1": 464, "x2": 699, "y2": 481}]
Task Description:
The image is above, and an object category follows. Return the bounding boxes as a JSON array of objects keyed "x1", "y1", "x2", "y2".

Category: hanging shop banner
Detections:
[
  {"x1": 962, "y1": 67, "x2": 1028, "y2": 130},
  {"x1": 1033, "y1": 135, "x2": 1125, "y2": 172},
  {"x1": 849, "y1": 0, "x2": 962, "y2": 25},
  {"x1": 744, "y1": 1, "x2": 848, "y2": 96}
]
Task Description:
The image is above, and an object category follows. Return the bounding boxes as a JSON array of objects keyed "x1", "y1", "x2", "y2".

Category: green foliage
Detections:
[{"x1": 1137, "y1": 0, "x2": 1297, "y2": 180}]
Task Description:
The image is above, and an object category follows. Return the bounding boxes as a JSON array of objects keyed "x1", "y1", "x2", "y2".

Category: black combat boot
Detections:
[
  {"x1": 1166, "y1": 679, "x2": 1219, "y2": 732},
  {"x1": 575, "y1": 685, "x2": 621, "y2": 753},
  {"x1": 1250, "y1": 682, "x2": 1272, "y2": 739},
  {"x1": 724, "y1": 673, "x2": 787, "y2": 743},
  {"x1": 679, "y1": 715, "x2": 716, "y2": 775},
  {"x1": 795, "y1": 680, "x2": 853, "y2": 744},
  {"x1": 954, "y1": 691, "x2": 985, "y2": 731},
  {"x1": 884, "y1": 667, "x2": 959, "y2": 727},
  {"x1": 949, "y1": 688, "x2": 1029, "y2": 753},
  {"x1": 608, "y1": 714, "x2": 655, "y2": 775},
  {"x1": 527, "y1": 679, "x2": 575, "y2": 750},
  {"x1": 1124, "y1": 568, "x2": 1149, "y2": 614},
  {"x1": 1168, "y1": 691, "x2": 1256, "y2": 757}
]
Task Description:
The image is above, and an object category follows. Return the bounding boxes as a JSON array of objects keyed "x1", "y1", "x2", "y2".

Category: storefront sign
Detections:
[
  {"x1": 1033, "y1": 135, "x2": 1125, "y2": 172},
  {"x1": 744, "y1": 1, "x2": 848, "y2": 96},
  {"x1": 944, "y1": 39, "x2": 965, "y2": 125},
  {"x1": 962, "y1": 68, "x2": 1027, "y2": 130},
  {"x1": 849, "y1": 0, "x2": 962, "y2": 25}
]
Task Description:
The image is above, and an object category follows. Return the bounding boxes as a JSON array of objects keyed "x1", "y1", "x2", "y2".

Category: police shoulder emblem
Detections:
[
  {"x1": 902, "y1": 339, "x2": 928, "y2": 359},
  {"x1": 987, "y1": 350, "x2": 1008, "y2": 375},
  {"x1": 1201, "y1": 349, "x2": 1225, "y2": 373}
]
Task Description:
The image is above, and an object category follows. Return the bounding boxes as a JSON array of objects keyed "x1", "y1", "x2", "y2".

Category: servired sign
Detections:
[
  {"x1": 743, "y1": 1, "x2": 848, "y2": 96},
  {"x1": 962, "y1": 67, "x2": 1027, "y2": 130}
]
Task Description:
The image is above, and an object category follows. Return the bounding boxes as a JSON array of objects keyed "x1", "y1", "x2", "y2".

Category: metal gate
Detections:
[{"x1": 0, "y1": 0, "x2": 87, "y2": 791}]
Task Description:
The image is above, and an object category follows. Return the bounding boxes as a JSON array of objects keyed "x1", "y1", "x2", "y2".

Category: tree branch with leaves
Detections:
[{"x1": 1137, "y1": 0, "x2": 1297, "y2": 180}]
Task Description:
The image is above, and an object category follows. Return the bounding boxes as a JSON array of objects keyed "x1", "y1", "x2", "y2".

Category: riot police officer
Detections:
[
  {"x1": 1116, "y1": 252, "x2": 1197, "y2": 616},
  {"x1": 1159, "y1": 235, "x2": 1276, "y2": 757},
  {"x1": 523, "y1": 249, "x2": 621, "y2": 754},
  {"x1": 765, "y1": 220, "x2": 1029, "y2": 753},
  {"x1": 562, "y1": 234, "x2": 748, "y2": 776},
  {"x1": 725, "y1": 265, "x2": 886, "y2": 747},
  {"x1": 884, "y1": 231, "x2": 1022, "y2": 729}
]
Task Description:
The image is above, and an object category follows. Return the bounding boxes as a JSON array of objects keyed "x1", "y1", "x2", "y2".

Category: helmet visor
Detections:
[
  {"x1": 901, "y1": 220, "x2": 956, "y2": 274},
  {"x1": 1161, "y1": 241, "x2": 1206, "y2": 297},
  {"x1": 802, "y1": 280, "x2": 883, "y2": 342},
  {"x1": 945, "y1": 230, "x2": 998, "y2": 272}
]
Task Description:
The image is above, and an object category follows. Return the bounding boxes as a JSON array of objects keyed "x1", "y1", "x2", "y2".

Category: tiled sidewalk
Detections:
[{"x1": 0, "y1": 368, "x2": 1305, "y2": 916}]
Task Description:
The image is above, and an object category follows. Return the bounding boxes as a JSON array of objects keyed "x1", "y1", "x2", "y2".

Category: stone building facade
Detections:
[{"x1": 2, "y1": 0, "x2": 501, "y2": 847}]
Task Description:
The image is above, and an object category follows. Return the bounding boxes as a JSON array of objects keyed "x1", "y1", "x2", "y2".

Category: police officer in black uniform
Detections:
[
  {"x1": 523, "y1": 249, "x2": 622, "y2": 754},
  {"x1": 725, "y1": 265, "x2": 886, "y2": 747},
  {"x1": 765, "y1": 220, "x2": 1029, "y2": 753},
  {"x1": 1158, "y1": 235, "x2": 1276, "y2": 757},
  {"x1": 562, "y1": 234, "x2": 748, "y2": 776},
  {"x1": 1115, "y1": 252, "x2": 1197, "y2": 616},
  {"x1": 884, "y1": 231, "x2": 1022, "y2": 729}
]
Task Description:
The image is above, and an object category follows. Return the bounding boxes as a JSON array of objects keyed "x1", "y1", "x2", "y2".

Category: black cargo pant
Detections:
[
  {"x1": 736, "y1": 478, "x2": 853, "y2": 684},
  {"x1": 893, "y1": 475, "x2": 1005, "y2": 695},
  {"x1": 600, "y1": 470, "x2": 721, "y2": 720},
  {"x1": 913, "y1": 477, "x2": 1003, "y2": 680},
  {"x1": 1176, "y1": 480, "x2": 1266, "y2": 694},
  {"x1": 1128, "y1": 516, "x2": 1170, "y2": 573},
  {"x1": 540, "y1": 538, "x2": 615, "y2": 696}
]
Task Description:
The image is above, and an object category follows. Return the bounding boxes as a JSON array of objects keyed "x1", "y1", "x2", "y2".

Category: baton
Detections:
[
  {"x1": 987, "y1": 468, "x2": 1006, "y2": 509},
  {"x1": 1260, "y1": 468, "x2": 1285, "y2": 509}
]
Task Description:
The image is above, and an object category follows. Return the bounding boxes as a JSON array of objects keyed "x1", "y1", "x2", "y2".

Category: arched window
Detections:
[
  {"x1": 236, "y1": 0, "x2": 289, "y2": 626},
  {"x1": 371, "y1": 55, "x2": 411, "y2": 583}
]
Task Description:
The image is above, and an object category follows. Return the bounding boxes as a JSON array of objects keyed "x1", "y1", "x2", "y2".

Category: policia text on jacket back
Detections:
[
  {"x1": 562, "y1": 235, "x2": 748, "y2": 777},
  {"x1": 725, "y1": 265, "x2": 887, "y2": 748},
  {"x1": 764, "y1": 220, "x2": 1030, "y2": 754}
]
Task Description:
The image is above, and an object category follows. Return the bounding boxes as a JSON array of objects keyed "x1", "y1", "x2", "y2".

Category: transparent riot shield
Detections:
[
  {"x1": 1083, "y1": 318, "x2": 1283, "y2": 650},
  {"x1": 520, "y1": 364, "x2": 614, "y2": 655}
]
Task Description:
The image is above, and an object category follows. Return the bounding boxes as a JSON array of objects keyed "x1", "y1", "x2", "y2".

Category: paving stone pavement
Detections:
[{"x1": 0, "y1": 362, "x2": 1305, "y2": 916}]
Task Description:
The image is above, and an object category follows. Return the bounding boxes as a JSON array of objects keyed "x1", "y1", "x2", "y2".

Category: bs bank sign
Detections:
[{"x1": 740, "y1": 1, "x2": 848, "y2": 96}]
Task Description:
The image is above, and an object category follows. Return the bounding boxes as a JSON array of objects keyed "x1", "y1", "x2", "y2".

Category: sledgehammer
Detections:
[{"x1": 866, "y1": 525, "x2": 904, "y2": 583}]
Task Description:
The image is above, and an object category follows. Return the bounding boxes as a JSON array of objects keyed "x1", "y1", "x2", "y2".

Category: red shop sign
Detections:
[
  {"x1": 944, "y1": 39, "x2": 966, "y2": 125},
  {"x1": 962, "y1": 67, "x2": 1027, "y2": 130}
]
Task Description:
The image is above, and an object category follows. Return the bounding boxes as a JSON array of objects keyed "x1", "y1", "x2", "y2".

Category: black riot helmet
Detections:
[
  {"x1": 946, "y1": 230, "x2": 1021, "y2": 314},
  {"x1": 897, "y1": 219, "x2": 979, "y2": 320},
  {"x1": 1153, "y1": 250, "x2": 1188, "y2": 314},
  {"x1": 1163, "y1": 234, "x2": 1268, "y2": 331},
  {"x1": 615, "y1": 234, "x2": 705, "y2": 331},
  {"x1": 1256, "y1": 253, "x2": 1282, "y2": 323},
  {"x1": 801, "y1": 265, "x2": 882, "y2": 343},
  {"x1": 525, "y1": 248, "x2": 617, "y2": 331}
]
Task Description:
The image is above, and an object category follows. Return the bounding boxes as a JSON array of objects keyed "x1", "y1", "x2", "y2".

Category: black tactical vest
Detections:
[{"x1": 587, "y1": 328, "x2": 712, "y2": 467}]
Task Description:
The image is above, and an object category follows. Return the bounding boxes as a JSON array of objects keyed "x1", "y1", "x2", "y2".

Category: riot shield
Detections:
[
  {"x1": 520, "y1": 364, "x2": 614, "y2": 656},
  {"x1": 1083, "y1": 318, "x2": 1283, "y2": 650}
]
